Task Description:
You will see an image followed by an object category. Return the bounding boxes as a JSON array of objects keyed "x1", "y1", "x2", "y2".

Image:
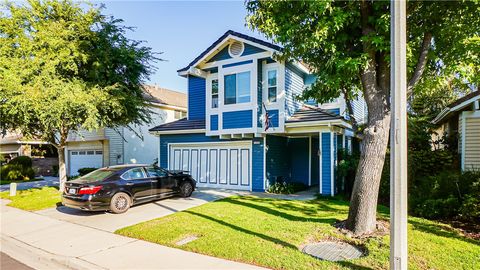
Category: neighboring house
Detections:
[
  {"x1": 432, "y1": 90, "x2": 480, "y2": 171},
  {"x1": 65, "y1": 86, "x2": 186, "y2": 176},
  {"x1": 149, "y1": 30, "x2": 365, "y2": 195},
  {"x1": 0, "y1": 133, "x2": 41, "y2": 160}
]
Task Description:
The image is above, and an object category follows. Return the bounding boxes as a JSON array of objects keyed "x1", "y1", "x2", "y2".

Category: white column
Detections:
[
  {"x1": 390, "y1": 1, "x2": 408, "y2": 269},
  {"x1": 319, "y1": 132, "x2": 322, "y2": 194},
  {"x1": 308, "y1": 136, "x2": 312, "y2": 186},
  {"x1": 330, "y1": 131, "x2": 334, "y2": 196}
]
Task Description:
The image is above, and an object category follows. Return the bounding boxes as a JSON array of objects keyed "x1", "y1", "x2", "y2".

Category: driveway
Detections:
[{"x1": 36, "y1": 188, "x2": 248, "y2": 232}]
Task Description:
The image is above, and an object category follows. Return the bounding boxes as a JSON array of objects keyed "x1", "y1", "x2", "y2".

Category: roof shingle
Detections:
[
  {"x1": 142, "y1": 86, "x2": 187, "y2": 109},
  {"x1": 149, "y1": 118, "x2": 205, "y2": 132}
]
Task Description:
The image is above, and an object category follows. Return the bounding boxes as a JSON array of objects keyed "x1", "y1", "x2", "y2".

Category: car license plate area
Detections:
[{"x1": 68, "y1": 188, "x2": 76, "y2": 195}]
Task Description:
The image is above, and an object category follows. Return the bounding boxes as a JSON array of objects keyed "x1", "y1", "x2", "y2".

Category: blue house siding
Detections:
[
  {"x1": 289, "y1": 138, "x2": 309, "y2": 186},
  {"x1": 207, "y1": 46, "x2": 231, "y2": 63},
  {"x1": 188, "y1": 76, "x2": 206, "y2": 120},
  {"x1": 267, "y1": 110, "x2": 279, "y2": 127},
  {"x1": 321, "y1": 132, "x2": 333, "y2": 195},
  {"x1": 159, "y1": 133, "x2": 264, "y2": 191},
  {"x1": 222, "y1": 60, "x2": 253, "y2": 68},
  {"x1": 285, "y1": 63, "x2": 304, "y2": 117},
  {"x1": 210, "y1": 115, "x2": 218, "y2": 131},
  {"x1": 242, "y1": 43, "x2": 266, "y2": 56},
  {"x1": 265, "y1": 135, "x2": 289, "y2": 183},
  {"x1": 223, "y1": 110, "x2": 253, "y2": 129}
]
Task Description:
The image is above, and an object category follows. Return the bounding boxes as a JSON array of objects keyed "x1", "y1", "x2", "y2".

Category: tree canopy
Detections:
[{"x1": 0, "y1": 0, "x2": 159, "y2": 188}]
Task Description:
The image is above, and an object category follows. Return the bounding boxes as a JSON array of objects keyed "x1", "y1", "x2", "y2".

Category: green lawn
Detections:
[
  {"x1": 0, "y1": 187, "x2": 60, "y2": 211},
  {"x1": 116, "y1": 196, "x2": 480, "y2": 270}
]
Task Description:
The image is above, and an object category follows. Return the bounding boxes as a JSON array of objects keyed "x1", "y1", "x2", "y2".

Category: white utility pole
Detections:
[{"x1": 390, "y1": 0, "x2": 408, "y2": 269}]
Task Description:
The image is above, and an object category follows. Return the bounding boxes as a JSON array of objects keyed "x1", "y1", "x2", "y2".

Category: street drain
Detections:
[
  {"x1": 176, "y1": 236, "x2": 199, "y2": 246},
  {"x1": 302, "y1": 241, "x2": 364, "y2": 262}
]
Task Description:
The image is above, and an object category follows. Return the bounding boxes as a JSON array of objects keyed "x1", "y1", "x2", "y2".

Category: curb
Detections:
[{"x1": 1, "y1": 234, "x2": 105, "y2": 270}]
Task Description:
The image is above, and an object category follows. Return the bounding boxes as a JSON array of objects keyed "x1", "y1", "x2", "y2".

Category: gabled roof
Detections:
[
  {"x1": 142, "y1": 85, "x2": 187, "y2": 109},
  {"x1": 433, "y1": 90, "x2": 480, "y2": 124},
  {"x1": 286, "y1": 106, "x2": 345, "y2": 123},
  {"x1": 178, "y1": 30, "x2": 287, "y2": 74},
  {"x1": 149, "y1": 118, "x2": 205, "y2": 133}
]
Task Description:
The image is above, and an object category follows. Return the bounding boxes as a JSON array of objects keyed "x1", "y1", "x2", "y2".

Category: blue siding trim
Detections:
[
  {"x1": 289, "y1": 138, "x2": 309, "y2": 186},
  {"x1": 159, "y1": 134, "x2": 264, "y2": 191},
  {"x1": 285, "y1": 63, "x2": 304, "y2": 117},
  {"x1": 222, "y1": 60, "x2": 253, "y2": 68},
  {"x1": 257, "y1": 59, "x2": 263, "y2": 128},
  {"x1": 252, "y1": 137, "x2": 264, "y2": 191},
  {"x1": 223, "y1": 110, "x2": 253, "y2": 129},
  {"x1": 321, "y1": 132, "x2": 332, "y2": 195},
  {"x1": 207, "y1": 46, "x2": 231, "y2": 62},
  {"x1": 267, "y1": 110, "x2": 279, "y2": 127},
  {"x1": 241, "y1": 43, "x2": 266, "y2": 56},
  {"x1": 188, "y1": 76, "x2": 206, "y2": 120},
  {"x1": 210, "y1": 115, "x2": 218, "y2": 131}
]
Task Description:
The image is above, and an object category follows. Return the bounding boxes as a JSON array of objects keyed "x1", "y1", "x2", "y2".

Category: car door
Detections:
[
  {"x1": 121, "y1": 167, "x2": 153, "y2": 200},
  {"x1": 145, "y1": 167, "x2": 175, "y2": 195}
]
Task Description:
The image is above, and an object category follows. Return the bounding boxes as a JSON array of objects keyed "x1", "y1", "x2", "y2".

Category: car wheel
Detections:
[
  {"x1": 110, "y1": 192, "x2": 131, "y2": 214},
  {"x1": 179, "y1": 182, "x2": 194, "y2": 197}
]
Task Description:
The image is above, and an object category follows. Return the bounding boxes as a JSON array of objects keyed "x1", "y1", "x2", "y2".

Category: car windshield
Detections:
[{"x1": 78, "y1": 169, "x2": 118, "y2": 183}]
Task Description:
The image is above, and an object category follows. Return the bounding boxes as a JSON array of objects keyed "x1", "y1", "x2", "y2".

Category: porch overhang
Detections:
[{"x1": 284, "y1": 119, "x2": 352, "y2": 135}]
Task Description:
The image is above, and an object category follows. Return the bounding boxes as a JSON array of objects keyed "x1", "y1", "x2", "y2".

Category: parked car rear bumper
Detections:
[{"x1": 62, "y1": 195, "x2": 110, "y2": 211}]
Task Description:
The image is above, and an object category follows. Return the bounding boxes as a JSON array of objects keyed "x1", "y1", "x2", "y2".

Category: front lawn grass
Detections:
[
  {"x1": 116, "y1": 196, "x2": 480, "y2": 270},
  {"x1": 0, "y1": 187, "x2": 60, "y2": 211}
]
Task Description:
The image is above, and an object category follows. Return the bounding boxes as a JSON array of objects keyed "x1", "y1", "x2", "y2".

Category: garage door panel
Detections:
[
  {"x1": 69, "y1": 150, "x2": 102, "y2": 176},
  {"x1": 169, "y1": 142, "x2": 251, "y2": 190}
]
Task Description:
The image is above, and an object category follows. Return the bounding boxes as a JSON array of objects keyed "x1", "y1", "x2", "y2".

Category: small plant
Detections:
[
  {"x1": 0, "y1": 164, "x2": 35, "y2": 181},
  {"x1": 267, "y1": 181, "x2": 306, "y2": 194}
]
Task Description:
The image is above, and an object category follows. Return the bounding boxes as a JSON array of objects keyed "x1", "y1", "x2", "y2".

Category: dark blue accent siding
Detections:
[
  {"x1": 326, "y1": 108, "x2": 341, "y2": 115},
  {"x1": 242, "y1": 43, "x2": 266, "y2": 56},
  {"x1": 267, "y1": 110, "x2": 279, "y2": 127},
  {"x1": 321, "y1": 132, "x2": 332, "y2": 195},
  {"x1": 222, "y1": 60, "x2": 253, "y2": 68},
  {"x1": 289, "y1": 138, "x2": 309, "y2": 186},
  {"x1": 252, "y1": 137, "x2": 264, "y2": 191},
  {"x1": 188, "y1": 76, "x2": 206, "y2": 120},
  {"x1": 266, "y1": 135, "x2": 289, "y2": 183},
  {"x1": 158, "y1": 133, "x2": 264, "y2": 191},
  {"x1": 210, "y1": 115, "x2": 218, "y2": 131},
  {"x1": 207, "y1": 46, "x2": 231, "y2": 62},
  {"x1": 311, "y1": 137, "x2": 319, "y2": 185},
  {"x1": 223, "y1": 110, "x2": 253, "y2": 129}
]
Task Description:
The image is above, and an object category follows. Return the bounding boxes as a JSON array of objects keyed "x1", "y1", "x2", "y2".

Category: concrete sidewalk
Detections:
[{"x1": 1, "y1": 201, "x2": 266, "y2": 270}]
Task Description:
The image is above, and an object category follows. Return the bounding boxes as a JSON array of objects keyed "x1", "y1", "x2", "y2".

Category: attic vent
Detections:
[{"x1": 228, "y1": 41, "x2": 244, "y2": 57}]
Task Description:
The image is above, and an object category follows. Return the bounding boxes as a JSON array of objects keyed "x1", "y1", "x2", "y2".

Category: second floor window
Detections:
[
  {"x1": 267, "y1": 70, "x2": 277, "y2": 102},
  {"x1": 211, "y1": 79, "x2": 218, "y2": 108},
  {"x1": 224, "y1": 71, "x2": 251, "y2": 105}
]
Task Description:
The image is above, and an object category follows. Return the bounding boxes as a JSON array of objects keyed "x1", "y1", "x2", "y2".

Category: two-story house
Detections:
[{"x1": 150, "y1": 31, "x2": 364, "y2": 195}]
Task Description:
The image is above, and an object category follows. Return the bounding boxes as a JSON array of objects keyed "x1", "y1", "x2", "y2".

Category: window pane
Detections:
[
  {"x1": 237, "y1": 71, "x2": 250, "y2": 103},
  {"x1": 123, "y1": 168, "x2": 144, "y2": 180},
  {"x1": 224, "y1": 74, "x2": 236, "y2": 105},
  {"x1": 212, "y1": 96, "x2": 218, "y2": 108},
  {"x1": 268, "y1": 70, "x2": 277, "y2": 86},
  {"x1": 268, "y1": 87, "x2": 277, "y2": 102},
  {"x1": 146, "y1": 167, "x2": 166, "y2": 177},
  {"x1": 211, "y1": 79, "x2": 218, "y2": 95}
]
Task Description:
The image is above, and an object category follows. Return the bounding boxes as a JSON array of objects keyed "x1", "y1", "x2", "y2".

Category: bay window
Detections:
[{"x1": 224, "y1": 71, "x2": 251, "y2": 105}]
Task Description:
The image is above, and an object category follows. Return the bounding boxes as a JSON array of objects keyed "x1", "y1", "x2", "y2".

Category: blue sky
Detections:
[{"x1": 99, "y1": 1, "x2": 267, "y2": 93}]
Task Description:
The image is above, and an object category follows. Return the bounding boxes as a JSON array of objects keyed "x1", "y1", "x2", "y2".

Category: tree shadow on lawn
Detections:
[
  {"x1": 223, "y1": 196, "x2": 347, "y2": 222},
  {"x1": 409, "y1": 219, "x2": 480, "y2": 246},
  {"x1": 184, "y1": 210, "x2": 299, "y2": 250}
]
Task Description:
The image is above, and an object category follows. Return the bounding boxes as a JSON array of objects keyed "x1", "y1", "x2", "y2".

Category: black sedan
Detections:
[{"x1": 62, "y1": 164, "x2": 196, "y2": 214}]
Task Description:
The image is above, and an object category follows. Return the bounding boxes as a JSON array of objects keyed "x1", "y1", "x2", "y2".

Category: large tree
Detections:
[
  {"x1": 0, "y1": 0, "x2": 158, "y2": 190},
  {"x1": 246, "y1": 1, "x2": 479, "y2": 235}
]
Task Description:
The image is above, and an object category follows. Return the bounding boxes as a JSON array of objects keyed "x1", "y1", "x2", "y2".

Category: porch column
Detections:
[
  {"x1": 330, "y1": 131, "x2": 334, "y2": 196},
  {"x1": 319, "y1": 132, "x2": 322, "y2": 194}
]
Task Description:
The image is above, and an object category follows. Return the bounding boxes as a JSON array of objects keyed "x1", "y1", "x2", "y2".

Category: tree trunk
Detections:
[
  {"x1": 58, "y1": 146, "x2": 67, "y2": 192},
  {"x1": 346, "y1": 90, "x2": 391, "y2": 235}
]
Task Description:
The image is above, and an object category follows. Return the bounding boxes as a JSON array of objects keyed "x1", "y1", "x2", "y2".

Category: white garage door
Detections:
[
  {"x1": 69, "y1": 150, "x2": 103, "y2": 176},
  {"x1": 169, "y1": 141, "x2": 252, "y2": 190}
]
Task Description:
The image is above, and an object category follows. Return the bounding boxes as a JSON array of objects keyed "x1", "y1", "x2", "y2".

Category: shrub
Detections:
[
  {"x1": 267, "y1": 181, "x2": 306, "y2": 194},
  {"x1": 9, "y1": 156, "x2": 33, "y2": 168},
  {"x1": 1, "y1": 164, "x2": 35, "y2": 181},
  {"x1": 77, "y1": 167, "x2": 97, "y2": 176}
]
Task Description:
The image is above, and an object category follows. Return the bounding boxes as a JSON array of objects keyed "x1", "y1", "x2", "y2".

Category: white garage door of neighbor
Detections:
[
  {"x1": 169, "y1": 142, "x2": 252, "y2": 190},
  {"x1": 69, "y1": 150, "x2": 103, "y2": 176}
]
